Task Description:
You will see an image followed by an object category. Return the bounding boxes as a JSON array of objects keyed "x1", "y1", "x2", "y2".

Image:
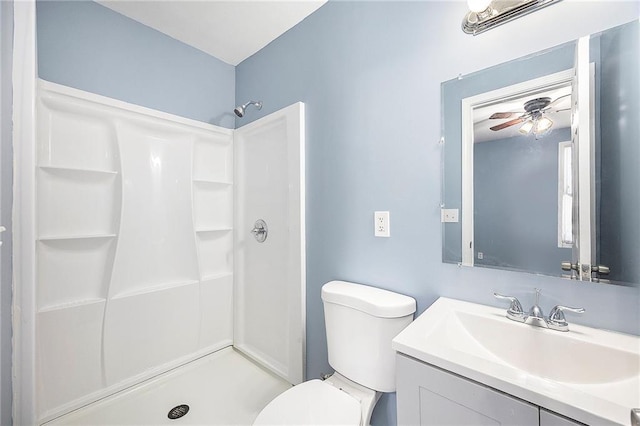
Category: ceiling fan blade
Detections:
[
  {"x1": 489, "y1": 112, "x2": 516, "y2": 119},
  {"x1": 490, "y1": 117, "x2": 525, "y2": 131},
  {"x1": 546, "y1": 93, "x2": 571, "y2": 109}
]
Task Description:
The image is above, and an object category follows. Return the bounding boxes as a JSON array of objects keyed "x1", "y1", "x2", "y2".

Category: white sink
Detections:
[
  {"x1": 392, "y1": 297, "x2": 640, "y2": 425},
  {"x1": 456, "y1": 310, "x2": 639, "y2": 384}
]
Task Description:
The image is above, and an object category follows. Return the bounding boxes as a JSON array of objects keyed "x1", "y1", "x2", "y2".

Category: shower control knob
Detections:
[{"x1": 251, "y1": 219, "x2": 268, "y2": 243}]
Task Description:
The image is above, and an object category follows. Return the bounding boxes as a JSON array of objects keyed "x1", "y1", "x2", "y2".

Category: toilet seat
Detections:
[{"x1": 253, "y1": 379, "x2": 362, "y2": 425}]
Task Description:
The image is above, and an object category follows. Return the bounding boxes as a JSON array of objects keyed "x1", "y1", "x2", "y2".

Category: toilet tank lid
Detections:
[{"x1": 321, "y1": 281, "x2": 416, "y2": 318}]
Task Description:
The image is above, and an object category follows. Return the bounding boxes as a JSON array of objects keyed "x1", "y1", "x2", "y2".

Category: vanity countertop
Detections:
[{"x1": 392, "y1": 297, "x2": 640, "y2": 425}]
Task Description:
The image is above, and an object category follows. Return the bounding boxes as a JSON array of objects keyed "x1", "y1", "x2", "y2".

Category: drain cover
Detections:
[{"x1": 168, "y1": 404, "x2": 190, "y2": 420}]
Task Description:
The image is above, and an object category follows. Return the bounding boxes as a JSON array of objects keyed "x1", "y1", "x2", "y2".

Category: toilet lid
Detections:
[{"x1": 253, "y1": 379, "x2": 361, "y2": 425}]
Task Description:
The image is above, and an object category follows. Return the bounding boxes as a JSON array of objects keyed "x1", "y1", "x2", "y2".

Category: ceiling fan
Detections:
[{"x1": 489, "y1": 95, "x2": 570, "y2": 136}]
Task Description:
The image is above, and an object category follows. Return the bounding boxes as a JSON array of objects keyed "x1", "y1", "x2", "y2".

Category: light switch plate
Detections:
[{"x1": 441, "y1": 208, "x2": 459, "y2": 223}]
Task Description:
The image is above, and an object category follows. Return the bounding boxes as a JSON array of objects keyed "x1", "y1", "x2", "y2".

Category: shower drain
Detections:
[{"x1": 167, "y1": 404, "x2": 190, "y2": 420}]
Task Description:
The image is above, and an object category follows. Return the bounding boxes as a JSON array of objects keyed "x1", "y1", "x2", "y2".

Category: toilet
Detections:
[{"x1": 253, "y1": 280, "x2": 416, "y2": 426}]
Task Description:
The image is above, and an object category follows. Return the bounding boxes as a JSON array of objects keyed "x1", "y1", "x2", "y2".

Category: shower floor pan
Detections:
[{"x1": 45, "y1": 347, "x2": 291, "y2": 425}]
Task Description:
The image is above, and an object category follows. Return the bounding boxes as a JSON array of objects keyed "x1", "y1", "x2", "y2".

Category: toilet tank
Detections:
[{"x1": 321, "y1": 281, "x2": 416, "y2": 393}]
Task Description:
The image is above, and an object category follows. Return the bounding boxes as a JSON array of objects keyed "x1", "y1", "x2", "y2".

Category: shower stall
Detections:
[{"x1": 12, "y1": 6, "x2": 305, "y2": 423}]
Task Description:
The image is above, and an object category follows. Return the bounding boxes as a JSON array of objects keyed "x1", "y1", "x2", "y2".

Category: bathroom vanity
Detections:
[
  {"x1": 392, "y1": 298, "x2": 640, "y2": 426},
  {"x1": 396, "y1": 354, "x2": 582, "y2": 425}
]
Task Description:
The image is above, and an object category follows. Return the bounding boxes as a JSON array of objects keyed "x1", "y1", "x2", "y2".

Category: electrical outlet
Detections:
[{"x1": 374, "y1": 211, "x2": 390, "y2": 237}]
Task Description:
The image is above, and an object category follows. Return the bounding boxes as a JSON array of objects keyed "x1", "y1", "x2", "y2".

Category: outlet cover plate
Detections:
[{"x1": 374, "y1": 211, "x2": 390, "y2": 237}]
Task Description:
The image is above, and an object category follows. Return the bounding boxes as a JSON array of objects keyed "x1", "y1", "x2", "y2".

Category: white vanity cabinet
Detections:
[
  {"x1": 540, "y1": 409, "x2": 586, "y2": 426},
  {"x1": 396, "y1": 354, "x2": 585, "y2": 426}
]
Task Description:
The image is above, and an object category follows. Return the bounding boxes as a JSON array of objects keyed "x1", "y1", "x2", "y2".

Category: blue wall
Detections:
[
  {"x1": 236, "y1": 2, "x2": 639, "y2": 424},
  {"x1": 36, "y1": 0, "x2": 236, "y2": 128}
]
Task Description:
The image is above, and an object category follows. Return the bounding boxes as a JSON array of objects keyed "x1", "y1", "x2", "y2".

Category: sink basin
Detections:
[
  {"x1": 455, "y1": 310, "x2": 639, "y2": 384},
  {"x1": 392, "y1": 297, "x2": 640, "y2": 426}
]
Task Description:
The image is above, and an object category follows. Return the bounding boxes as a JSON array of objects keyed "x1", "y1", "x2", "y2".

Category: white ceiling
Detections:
[{"x1": 97, "y1": 0, "x2": 327, "y2": 66}]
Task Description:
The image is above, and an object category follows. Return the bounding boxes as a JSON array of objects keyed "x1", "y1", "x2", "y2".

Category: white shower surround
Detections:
[
  {"x1": 234, "y1": 103, "x2": 306, "y2": 386},
  {"x1": 16, "y1": 79, "x2": 305, "y2": 424},
  {"x1": 35, "y1": 80, "x2": 234, "y2": 422}
]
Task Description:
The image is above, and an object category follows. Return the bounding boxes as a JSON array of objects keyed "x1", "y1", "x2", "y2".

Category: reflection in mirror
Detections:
[
  {"x1": 469, "y1": 76, "x2": 573, "y2": 277},
  {"x1": 441, "y1": 19, "x2": 639, "y2": 286}
]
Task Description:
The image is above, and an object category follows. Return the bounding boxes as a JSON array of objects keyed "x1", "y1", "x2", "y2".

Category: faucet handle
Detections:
[
  {"x1": 548, "y1": 305, "x2": 585, "y2": 331},
  {"x1": 494, "y1": 293, "x2": 525, "y2": 322}
]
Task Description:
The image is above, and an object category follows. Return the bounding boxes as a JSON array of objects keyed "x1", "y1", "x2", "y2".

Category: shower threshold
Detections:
[{"x1": 44, "y1": 347, "x2": 291, "y2": 425}]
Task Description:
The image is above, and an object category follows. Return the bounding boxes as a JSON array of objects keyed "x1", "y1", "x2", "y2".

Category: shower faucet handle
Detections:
[
  {"x1": 250, "y1": 219, "x2": 268, "y2": 243},
  {"x1": 494, "y1": 293, "x2": 525, "y2": 322},
  {"x1": 251, "y1": 225, "x2": 266, "y2": 235}
]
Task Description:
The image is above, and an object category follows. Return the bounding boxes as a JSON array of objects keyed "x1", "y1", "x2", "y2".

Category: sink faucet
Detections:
[
  {"x1": 494, "y1": 289, "x2": 585, "y2": 332},
  {"x1": 525, "y1": 288, "x2": 547, "y2": 328}
]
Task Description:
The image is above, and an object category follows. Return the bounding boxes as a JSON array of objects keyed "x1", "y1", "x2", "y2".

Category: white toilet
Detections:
[{"x1": 254, "y1": 280, "x2": 416, "y2": 426}]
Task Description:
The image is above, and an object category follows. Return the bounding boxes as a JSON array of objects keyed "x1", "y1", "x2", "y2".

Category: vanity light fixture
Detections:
[{"x1": 462, "y1": 0, "x2": 562, "y2": 35}]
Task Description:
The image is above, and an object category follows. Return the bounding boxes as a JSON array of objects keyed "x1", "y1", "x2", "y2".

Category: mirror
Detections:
[{"x1": 442, "y1": 19, "x2": 639, "y2": 286}]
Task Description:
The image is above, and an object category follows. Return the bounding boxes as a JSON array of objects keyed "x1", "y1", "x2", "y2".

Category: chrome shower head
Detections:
[{"x1": 234, "y1": 100, "x2": 262, "y2": 118}]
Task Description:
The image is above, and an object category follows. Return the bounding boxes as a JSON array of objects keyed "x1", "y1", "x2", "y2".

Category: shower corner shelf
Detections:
[
  {"x1": 38, "y1": 233, "x2": 117, "y2": 242},
  {"x1": 195, "y1": 227, "x2": 232, "y2": 234},
  {"x1": 38, "y1": 297, "x2": 106, "y2": 314},
  {"x1": 192, "y1": 178, "x2": 233, "y2": 185},
  {"x1": 39, "y1": 165, "x2": 119, "y2": 175}
]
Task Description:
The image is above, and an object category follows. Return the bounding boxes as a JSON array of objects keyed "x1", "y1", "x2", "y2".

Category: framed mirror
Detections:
[{"x1": 441, "y1": 19, "x2": 639, "y2": 286}]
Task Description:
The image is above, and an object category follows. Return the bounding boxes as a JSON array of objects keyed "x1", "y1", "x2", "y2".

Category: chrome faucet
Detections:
[
  {"x1": 547, "y1": 305, "x2": 586, "y2": 331},
  {"x1": 525, "y1": 288, "x2": 547, "y2": 328},
  {"x1": 493, "y1": 293, "x2": 525, "y2": 322},
  {"x1": 494, "y1": 289, "x2": 584, "y2": 332}
]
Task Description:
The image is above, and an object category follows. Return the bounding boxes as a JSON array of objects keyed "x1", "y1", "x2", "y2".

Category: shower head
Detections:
[{"x1": 234, "y1": 100, "x2": 263, "y2": 118}]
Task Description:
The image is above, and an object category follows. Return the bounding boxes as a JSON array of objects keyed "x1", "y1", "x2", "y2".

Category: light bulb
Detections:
[
  {"x1": 534, "y1": 116, "x2": 553, "y2": 134},
  {"x1": 467, "y1": 0, "x2": 492, "y2": 13},
  {"x1": 519, "y1": 120, "x2": 534, "y2": 135}
]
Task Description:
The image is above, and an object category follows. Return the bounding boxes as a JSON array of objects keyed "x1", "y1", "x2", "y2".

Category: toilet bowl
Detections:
[
  {"x1": 253, "y1": 374, "x2": 374, "y2": 425},
  {"x1": 253, "y1": 281, "x2": 416, "y2": 426}
]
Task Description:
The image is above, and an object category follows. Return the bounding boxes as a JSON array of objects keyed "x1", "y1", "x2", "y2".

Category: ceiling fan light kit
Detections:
[
  {"x1": 518, "y1": 115, "x2": 553, "y2": 137},
  {"x1": 489, "y1": 95, "x2": 567, "y2": 138},
  {"x1": 518, "y1": 120, "x2": 535, "y2": 135},
  {"x1": 534, "y1": 116, "x2": 553, "y2": 133},
  {"x1": 462, "y1": 0, "x2": 562, "y2": 35}
]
